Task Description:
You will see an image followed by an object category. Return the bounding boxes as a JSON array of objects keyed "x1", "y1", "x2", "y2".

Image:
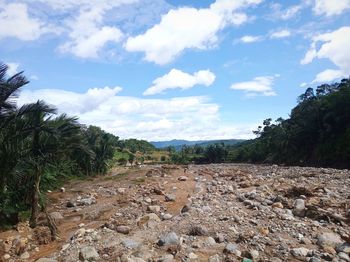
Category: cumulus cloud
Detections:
[
  {"x1": 0, "y1": 3, "x2": 48, "y2": 41},
  {"x1": 143, "y1": 69, "x2": 216, "y2": 96},
  {"x1": 125, "y1": 0, "x2": 262, "y2": 64},
  {"x1": 17, "y1": 87, "x2": 255, "y2": 140},
  {"x1": 312, "y1": 69, "x2": 347, "y2": 83},
  {"x1": 239, "y1": 35, "x2": 262, "y2": 43},
  {"x1": 301, "y1": 26, "x2": 350, "y2": 82},
  {"x1": 230, "y1": 76, "x2": 278, "y2": 97},
  {"x1": 6, "y1": 62, "x2": 20, "y2": 76},
  {"x1": 58, "y1": 4, "x2": 126, "y2": 58},
  {"x1": 270, "y1": 29, "x2": 291, "y2": 39},
  {"x1": 313, "y1": 0, "x2": 350, "y2": 16}
]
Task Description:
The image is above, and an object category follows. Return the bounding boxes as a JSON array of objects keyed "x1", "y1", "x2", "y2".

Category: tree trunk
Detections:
[{"x1": 29, "y1": 171, "x2": 41, "y2": 228}]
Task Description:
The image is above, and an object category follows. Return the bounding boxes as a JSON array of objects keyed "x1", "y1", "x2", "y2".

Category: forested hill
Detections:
[
  {"x1": 233, "y1": 78, "x2": 350, "y2": 168},
  {"x1": 151, "y1": 139, "x2": 244, "y2": 150}
]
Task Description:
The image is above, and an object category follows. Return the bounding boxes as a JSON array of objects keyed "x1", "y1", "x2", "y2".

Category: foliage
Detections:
[
  {"x1": 231, "y1": 78, "x2": 350, "y2": 168},
  {"x1": 0, "y1": 63, "x2": 118, "y2": 228}
]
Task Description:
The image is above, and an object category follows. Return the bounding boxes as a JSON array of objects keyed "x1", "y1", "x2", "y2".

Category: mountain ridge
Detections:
[{"x1": 150, "y1": 139, "x2": 245, "y2": 149}]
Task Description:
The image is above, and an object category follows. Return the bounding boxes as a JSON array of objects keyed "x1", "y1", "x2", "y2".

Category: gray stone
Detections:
[
  {"x1": 49, "y1": 212, "x2": 63, "y2": 221},
  {"x1": 116, "y1": 226, "x2": 130, "y2": 234},
  {"x1": 158, "y1": 232, "x2": 179, "y2": 246},
  {"x1": 147, "y1": 205, "x2": 161, "y2": 212},
  {"x1": 162, "y1": 213, "x2": 173, "y2": 220},
  {"x1": 165, "y1": 194, "x2": 176, "y2": 202},
  {"x1": 178, "y1": 176, "x2": 188, "y2": 181},
  {"x1": 79, "y1": 246, "x2": 99, "y2": 261},
  {"x1": 317, "y1": 232, "x2": 343, "y2": 248},
  {"x1": 224, "y1": 243, "x2": 241, "y2": 256},
  {"x1": 122, "y1": 239, "x2": 141, "y2": 249},
  {"x1": 36, "y1": 259, "x2": 58, "y2": 262},
  {"x1": 338, "y1": 252, "x2": 350, "y2": 262},
  {"x1": 293, "y1": 199, "x2": 306, "y2": 216},
  {"x1": 209, "y1": 254, "x2": 222, "y2": 262},
  {"x1": 337, "y1": 243, "x2": 350, "y2": 254},
  {"x1": 291, "y1": 247, "x2": 309, "y2": 257}
]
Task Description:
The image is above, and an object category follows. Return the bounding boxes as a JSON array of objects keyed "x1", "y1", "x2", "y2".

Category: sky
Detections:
[{"x1": 1, "y1": 0, "x2": 350, "y2": 141}]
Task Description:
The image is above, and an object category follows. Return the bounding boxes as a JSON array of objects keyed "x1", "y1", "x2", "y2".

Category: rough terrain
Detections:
[{"x1": 1, "y1": 164, "x2": 350, "y2": 262}]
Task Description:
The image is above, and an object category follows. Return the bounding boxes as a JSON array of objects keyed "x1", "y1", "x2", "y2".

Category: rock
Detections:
[
  {"x1": 117, "y1": 188, "x2": 126, "y2": 194},
  {"x1": 178, "y1": 176, "x2": 188, "y2": 181},
  {"x1": 189, "y1": 225, "x2": 209, "y2": 236},
  {"x1": 3, "y1": 254, "x2": 10, "y2": 260},
  {"x1": 291, "y1": 247, "x2": 310, "y2": 257},
  {"x1": 336, "y1": 243, "x2": 350, "y2": 254},
  {"x1": 159, "y1": 254, "x2": 174, "y2": 262},
  {"x1": 49, "y1": 212, "x2": 63, "y2": 221},
  {"x1": 66, "y1": 201, "x2": 75, "y2": 207},
  {"x1": 162, "y1": 213, "x2": 173, "y2": 220},
  {"x1": 60, "y1": 187, "x2": 65, "y2": 192},
  {"x1": 36, "y1": 259, "x2": 58, "y2": 262},
  {"x1": 147, "y1": 205, "x2": 161, "y2": 213},
  {"x1": 293, "y1": 199, "x2": 306, "y2": 216},
  {"x1": 250, "y1": 250, "x2": 259, "y2": 260},
  {"x1": 317, "y1": 232, "x2": 343, "y2": 248},
  {"x1": 338, "y1": 252, "x2": 350, "y2": 261},
  {"x1": 188, "y1": 252, "x2": 198, "y2": 259},
  {"x1": 79, "y1": 246, "x2": 100, "y2": 261},
  {"x1": 272, "y1": 202, "x2": 284, "y2": 209},
  {"x1": 165, "y1": 194, "x2": 176, "y2": 202},
  {"x1": 122, "y1": 239, "x2": 141, "y2": 249},
  {"x1": 205, "y1": 237, "x2": 216, "y2": 246},
  {"x1": 158, "y1": 232, "x2": 179, "y2": 246},
  {"x1": 20, "y1": 251, "x2": 30, "y2": 259},
  {"x1": 116, "y1": 226, "x2": 130, "y2": 234},
  {"x1": 323, "y1": 245, "x2": 336, "y2": 255},
  {"x1": 224, "y1": 243, "x2": 241, "y2": 256},
  {"x1": 215, "y1": 233, "x2": 225, "y2": 243},
  {"x1": 301, "y1": 237, "x2": 312, "y2": 245},
  {"x1": 181, "y1": 204, "x2": 191, "y2": 213},
  {"x1": 209, "y1": 254, "x2": 222, "y2": 262},
  {"x1": 78, "y1": 197, "x2": 96, "y2": 206}
]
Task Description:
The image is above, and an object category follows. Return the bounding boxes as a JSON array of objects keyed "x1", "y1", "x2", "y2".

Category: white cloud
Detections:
[
  {"x1": 144, "y1": 69, "x2": 216, "y2": 96},
  {"x1": 270, "y1": 29, "x2": 291, "y2": 39},
  {"x1": 300, "y1": 82, "x2": 308, "y2": 88},
  {"x1": 230, "y1": 76, "x2": 278, "y2": 96},
  {"x1": 269, "y1": 3, "x2": 304, "y2": 20},
  {"x1": 313, "y1": 0, "x2": 350, "y2": 16},
  {"x1": 58, "y1": 4, "x2": 126, "y2": 58},
  {"x1": 301, "y1": 26, "x2": 350, "y2": 81},
  {"x1": 125, "y1": 0, "x2": 262, "y2": 64},
  {"x1": 240, "y1": 35, "x2": 262, "y2": 43},
  {"x1": 30, "y1": 75, "x2": 39, "y2": 80},
  {"x1": 312, "y1": 69, "x2": 347, "y2": 83},
  {"x1": 17, "y1": 87, "x2": 256, "y2": 140},
  {"x1": 6, "y1": 62, "x2": 20, "y2": 76},
  {"x1": 18, "y1": 86, "x2": 122, "y2": 114},
  {"x1": 60, "y1": 26, "x2": 123, "y2": 58},
  {"x1": 0, "y1": 3, "x2": 48, "y2": 41}
]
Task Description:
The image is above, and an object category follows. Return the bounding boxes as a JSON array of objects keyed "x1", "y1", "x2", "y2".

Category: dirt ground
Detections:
[{"x1": 1, "y1": 164, "x2": 349, "y2": 262}]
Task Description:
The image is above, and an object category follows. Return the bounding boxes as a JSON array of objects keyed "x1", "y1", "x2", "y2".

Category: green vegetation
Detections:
[
  {"x1": 168, "y1": 78, "x2": 350, "y2": 169},
  {"x1": 232, "y1": 78, "x2": 350, "y2": 168},
  {"x1": 0, "y1": 63, "x2": 118, "y2": 229}
]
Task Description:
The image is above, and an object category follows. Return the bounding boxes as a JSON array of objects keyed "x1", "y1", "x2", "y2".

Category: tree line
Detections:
[
  {"x1": 168, "y1": 78, "x2": 350, "y2": 169},
  {"x1": 0, "y1": 63, "x2": 119, "y2": 230}
]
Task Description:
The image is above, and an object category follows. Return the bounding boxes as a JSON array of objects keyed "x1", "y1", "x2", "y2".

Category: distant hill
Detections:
[{"x1": 150, "y1": 139, "x2": 245, "y2": 150}]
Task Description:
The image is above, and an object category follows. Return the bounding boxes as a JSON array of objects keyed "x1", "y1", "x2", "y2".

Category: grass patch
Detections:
[
  {"x1": 103, "y1": 172, "x2": 129, "y2": 181},
  {"x1": 131, "y1": 177, "x2": 146, "y2": 184}
]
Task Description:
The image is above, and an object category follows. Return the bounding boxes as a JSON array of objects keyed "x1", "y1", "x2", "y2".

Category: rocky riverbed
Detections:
[{"x1": 1, "y1": 164, "x2": 350, "y2": 262}]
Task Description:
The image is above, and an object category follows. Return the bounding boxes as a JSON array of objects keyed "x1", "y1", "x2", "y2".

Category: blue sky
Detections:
[{"x1": 1, "y1": 0, "x2": 349, "y2": 141}]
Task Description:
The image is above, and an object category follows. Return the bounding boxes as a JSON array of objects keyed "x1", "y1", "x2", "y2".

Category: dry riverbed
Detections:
[{"x1": 1, "y1": 164, "x2": 350, "y2": 262}]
